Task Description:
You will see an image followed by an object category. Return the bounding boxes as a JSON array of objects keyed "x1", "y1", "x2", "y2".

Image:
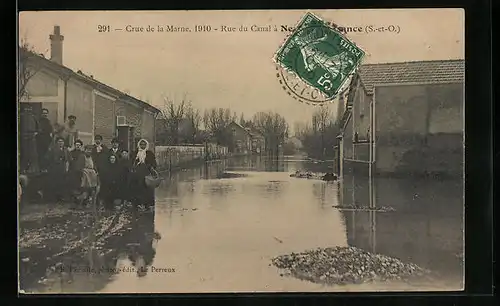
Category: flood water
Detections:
[{"x1": 23, "y1": 155, "x2": 464, "y2": 293}]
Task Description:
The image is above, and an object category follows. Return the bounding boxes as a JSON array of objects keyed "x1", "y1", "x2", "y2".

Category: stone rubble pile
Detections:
[
  {"x1": 332, "y1": 205, "x2": 396, "y2": 212},
  {"x1": 272, "y1": 246, "x2": 430, "y2": 285}
]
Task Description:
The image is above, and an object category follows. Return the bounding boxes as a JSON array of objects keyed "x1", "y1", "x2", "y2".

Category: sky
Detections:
[{"x1": 19, "y1": 9, "x2": 464, "y2": 129}]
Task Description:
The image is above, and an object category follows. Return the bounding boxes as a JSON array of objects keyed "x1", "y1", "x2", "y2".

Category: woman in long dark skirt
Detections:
[
  {"x1": 46, "y1": 137, "x2": 70, "y2": 202},
  {"x1": 69, "y1": 139, "x2": 84, "y2": 199},
  {"x1": 99, "y1": 154, "x2": 122, "y2": 210},
  {"x1": 129, "y1": 139, "x2": 157, "y2": 211},
  {"x1": 118, "y1": 150, "x2": 132, "y2": 204}
]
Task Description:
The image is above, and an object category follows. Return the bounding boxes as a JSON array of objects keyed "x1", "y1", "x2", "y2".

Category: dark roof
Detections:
[
  {"x1": 19, "y1": 47, "x2": 160, "y2": 113},
  {"x1": 358, "y1": 59, "x2": 465, "y2": 95},
  {"x1": 228, "y1": 121, "x2": 264, "y2": 138},
  {"x1": 248, "y1": 129, "x2": 264, "y2": 138}
]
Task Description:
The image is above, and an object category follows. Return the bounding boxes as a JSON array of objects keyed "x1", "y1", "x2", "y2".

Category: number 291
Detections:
[{"x1": 98, "y1": 25, "x2": 110, "y2": 32}]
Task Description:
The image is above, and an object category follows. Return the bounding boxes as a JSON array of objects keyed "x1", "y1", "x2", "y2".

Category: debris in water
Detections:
[
  {"x1": 273, "y1": 237, "x2": 283, "y2": 243},
  {"x1": 271, "y1": 246, "x2": 430, "y2": 286},
  {"x1": 332, "y1": 205, "x2": 396, "y2": 212}
]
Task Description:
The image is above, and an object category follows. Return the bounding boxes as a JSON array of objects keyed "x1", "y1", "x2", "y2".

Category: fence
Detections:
[{"x1": 155, "y1": 144, "x2": 229, "y2": 172}]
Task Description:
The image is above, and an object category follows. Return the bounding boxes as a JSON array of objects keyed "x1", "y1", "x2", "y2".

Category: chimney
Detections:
[{"x1": 49, "y1": 25, "x2": 64, "y2": 65}]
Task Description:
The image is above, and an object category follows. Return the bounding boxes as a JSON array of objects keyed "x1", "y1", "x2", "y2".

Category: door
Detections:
[
  {"x1": 117, "y1": 126, "x2": 130, "y2": 152},
  {"x1": 129, "y1": 128, "x2": 137, "y2": 152},
  {"x1": 41, "y1": 102, "x2": 58, "y2": 126},
  {"x1": 117, "y1": 126, "x2": 137, "y2": 153}
]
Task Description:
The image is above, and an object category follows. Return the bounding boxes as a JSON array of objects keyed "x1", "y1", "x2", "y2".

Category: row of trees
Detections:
[
  {"x1": 157, "y1": 95, "x2": 289, "y2": 155},
  {"x1": 295, "y1": 105, "x2": 341, "y2": 160}
]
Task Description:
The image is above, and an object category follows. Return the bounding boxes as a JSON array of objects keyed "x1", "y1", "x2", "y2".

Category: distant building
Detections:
[
  {"x1": 226, "y1": 121, "x2": 264, "y2": 154},
  {"x1": 155, "y1": 115, "x2": 194, "y2": 145},
  {"x1": 18, "y1": 25, "x2": 160, "y2": 153},
  {"x1": 338, "y1": 59, "x2": 464, "y2": 177}
]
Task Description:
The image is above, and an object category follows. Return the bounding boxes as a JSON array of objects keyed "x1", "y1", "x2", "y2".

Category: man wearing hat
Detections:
[
  {"x1": 109, "y1": 138, "x2": 123, "y2": 160},
  {"x1": 19, "y1": 104, "x2": 40, "y2": 173},
  {"x1": 62, "y1": 115, "x2": 79, "y2": 150}
]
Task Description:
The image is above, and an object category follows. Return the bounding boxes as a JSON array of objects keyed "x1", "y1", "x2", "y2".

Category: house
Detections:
[
  {"x1": 18, "y1": 25, "x2": 160, "y2": 155},
  {"x1": 338, "y1": 59, "x2": 464, "y2": 177},
  {"x1": 226, "y1": 121, "x2": 264, "y2": 154}
]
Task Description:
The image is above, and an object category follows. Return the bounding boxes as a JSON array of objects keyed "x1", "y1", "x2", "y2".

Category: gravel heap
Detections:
[{"x1": 271, "y1": 246, "x2": 430, "y2": 285}]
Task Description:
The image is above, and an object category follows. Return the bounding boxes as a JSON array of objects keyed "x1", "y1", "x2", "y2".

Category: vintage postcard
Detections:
[{"x1": 17, "y1": 9, "x2": 464, "y2": 293}]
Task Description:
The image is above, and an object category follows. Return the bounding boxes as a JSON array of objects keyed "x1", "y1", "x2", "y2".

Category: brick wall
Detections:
[
  {"x1": 115, "y1": 99, "x2": 143, "y2": 137},
  {"x1": 114, "y1": 99, "x2": 159, "y2": 151},
  {"x1": 94, "y1": 93, "x2": 115, "y2": 146}
]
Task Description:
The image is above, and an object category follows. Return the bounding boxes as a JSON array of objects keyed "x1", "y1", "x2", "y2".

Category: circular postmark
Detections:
[{"x1": 275, "y1": 24, "x2": 358, "y2": 106}]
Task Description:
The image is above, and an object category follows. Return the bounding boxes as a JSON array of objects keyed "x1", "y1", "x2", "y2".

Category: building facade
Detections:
[
  {"x1": 226, "y1": 122, "x2": 264, "y2": 154},
  {"x1": 339, "y1": 59, "x2": 465, "y2": 177},
  {"x1": 18, "y1": 25, "x2": 160, "y2": 155}
]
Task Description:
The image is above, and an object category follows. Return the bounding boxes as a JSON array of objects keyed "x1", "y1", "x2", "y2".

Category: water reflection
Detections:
[
  {"x1": 122, "y1": 210, "x2": 157, "y2": 278},
  {"x1": 22, "y1": 156, "x2": 464, "y2": 292},
  {"x1": 99, "y1": 158, "x2": 349, "y2": 293},
  {"x1": 20, "y1": 207, "x2": 158, "y2": 293},
  {"x1": 340, "y1": 173, "x2": 464, "y2": 288}
]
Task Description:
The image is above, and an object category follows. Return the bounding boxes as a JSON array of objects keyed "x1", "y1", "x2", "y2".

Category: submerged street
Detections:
[{"x1": 19, "y1": 155, "x2": 464, "y2": 293}]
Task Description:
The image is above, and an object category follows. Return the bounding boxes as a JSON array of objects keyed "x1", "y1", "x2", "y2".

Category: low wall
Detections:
[{"x1": 155, "y1": 144, "x2": 229, "y2": 172}]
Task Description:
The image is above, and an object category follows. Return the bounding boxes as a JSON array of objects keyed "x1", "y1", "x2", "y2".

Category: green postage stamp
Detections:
[{"x1": 274, "y1": 12, "x2": 365, "y2": 100}]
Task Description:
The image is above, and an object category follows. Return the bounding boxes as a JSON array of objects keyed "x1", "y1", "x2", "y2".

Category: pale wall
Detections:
[
  {"x1": 374, "y1": 83, "x2": 464, "y2": 175},
  {"x1": 65, "y1": 79, "x2": 94, "y2": 145},
  {"x1": 20, "y1": 66, "x2": 65, "y2": 125},
  {"x1": 351, "y1": 79, "x2": 372, "y2": 141}
]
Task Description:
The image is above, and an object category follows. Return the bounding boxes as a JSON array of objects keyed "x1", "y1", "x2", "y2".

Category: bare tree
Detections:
[
  {"x1": 252, "y1": 111, "x2": 289, "y2": 156},
  {"x1": 239, "y1": 112, "x2": 245, "y2": 126},
  {"x1": 18, "y1": 38, "x2": 44, "y2": 103},
  {"x1": 295, "y1": 122, "x2": 311, "y2": 141},
  {"x1": 202, "y1": 107, "x2": 234, "y2": 145},
  {"x1": 297, "y1": 105, "x2": 341, "y2": 160},
  {"x1": 185, "y1": 103, "x2": 202, "y2": 144},
  {"x1": 160, "y1": 94, "x2": 188, "y2": 145},
  {"x1": 312, "y1": 106, "x2": 332, "y2": 156}
]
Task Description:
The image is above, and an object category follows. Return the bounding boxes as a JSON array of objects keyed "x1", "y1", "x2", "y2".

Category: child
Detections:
[
  {"x1": 74, "y1": 145, "x2": 100, "y2": 206},
  {"x1": 100, "y1": 154, "x2": 122, "y2": 210}
]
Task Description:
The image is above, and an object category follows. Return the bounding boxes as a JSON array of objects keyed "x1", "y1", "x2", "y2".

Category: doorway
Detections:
[{"x1": 117, "y1": 126, "x2": 135, "y2": 153}]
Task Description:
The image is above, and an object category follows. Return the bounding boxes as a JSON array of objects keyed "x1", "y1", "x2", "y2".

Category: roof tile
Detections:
[{"x1": 358, "y1": 59, "x2": 465, "y2": 95}]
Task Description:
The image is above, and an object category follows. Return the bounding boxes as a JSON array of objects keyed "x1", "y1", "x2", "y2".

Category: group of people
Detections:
[
  {"x1": 48, "y1": 135, "x2": 158, "y2": 210},
  {"x1": 19, "y1": 106, "x2": 79, "y2": 174},
  {"x1": 19, "y1": 105, "x2": 159, "y2": 210}
]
